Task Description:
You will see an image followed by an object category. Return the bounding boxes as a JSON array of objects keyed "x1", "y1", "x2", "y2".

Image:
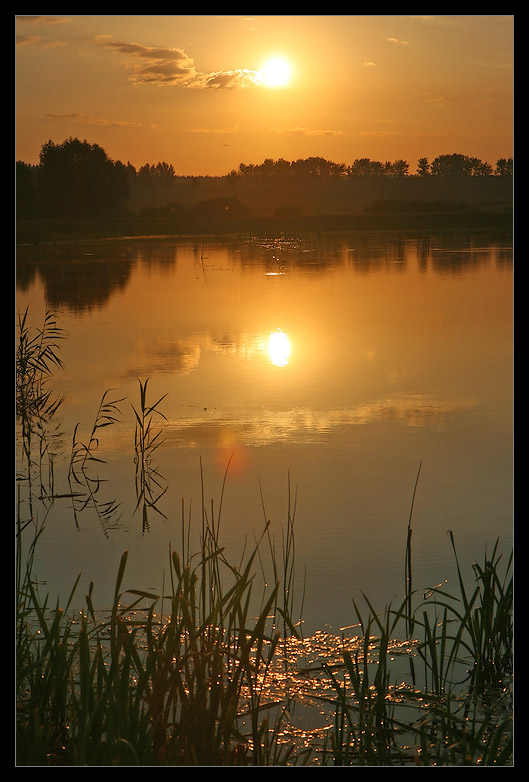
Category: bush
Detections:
[{"x1": 191, "y1": 197, "x2": 253, "y2": 219}]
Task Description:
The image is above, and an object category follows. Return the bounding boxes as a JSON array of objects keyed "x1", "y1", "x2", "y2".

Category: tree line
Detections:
[
  {"x1": 16, "y1": 137, "x2": 513, "y2": 220},
  {"x1": 229, "y1": 154, "x2": 512, "y2": 180}
]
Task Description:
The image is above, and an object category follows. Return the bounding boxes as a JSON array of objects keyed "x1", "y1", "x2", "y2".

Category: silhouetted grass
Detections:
[{"x1": 321, "y1": 538, "x2": 512, "y2": 766}]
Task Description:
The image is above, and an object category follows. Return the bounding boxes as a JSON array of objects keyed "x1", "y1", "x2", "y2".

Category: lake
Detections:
[{"x1": 16, "y1": 232, "x2": 513, "y2": 635}]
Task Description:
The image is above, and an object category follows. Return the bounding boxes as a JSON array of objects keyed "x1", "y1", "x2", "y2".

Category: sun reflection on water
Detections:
[{"x1": 268, "y1": 330, "x2": 291, "y2": 367}]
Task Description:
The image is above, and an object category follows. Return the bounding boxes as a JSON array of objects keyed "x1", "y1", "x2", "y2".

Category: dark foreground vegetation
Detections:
[
  {"x1": 16, "y1": 309, "x2": 513, "y2": 766},
  {"x1": 16, "y1": 138, "x2": 513, "y2": 245}
]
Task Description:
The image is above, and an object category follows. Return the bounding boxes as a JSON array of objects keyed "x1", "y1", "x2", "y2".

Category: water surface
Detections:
[{"x1": 16, "y1": 233, "x2": 513, "y2": 634}]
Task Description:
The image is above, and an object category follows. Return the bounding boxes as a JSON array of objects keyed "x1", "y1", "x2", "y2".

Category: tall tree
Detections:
[{"x1": 38, "y1": 137, "x2": 129, "y2": 218}]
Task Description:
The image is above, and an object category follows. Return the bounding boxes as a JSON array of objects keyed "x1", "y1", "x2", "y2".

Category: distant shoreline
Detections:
[{"x1": 16, "y1": 210, "x2": 513, "y2": 249}]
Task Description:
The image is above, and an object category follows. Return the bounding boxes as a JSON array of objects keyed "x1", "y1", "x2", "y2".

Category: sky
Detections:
[{"x1": 15, "y1": 14, "x2": 514, "y2": 176}]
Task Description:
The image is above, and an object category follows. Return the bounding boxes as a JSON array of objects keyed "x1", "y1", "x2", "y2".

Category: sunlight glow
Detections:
[
  {"x1": 258, "y1": 56, "x2": 292, "y2": 88},
  {"x1": 268, "y1": 330, "x2": 291, "y2": 367}
]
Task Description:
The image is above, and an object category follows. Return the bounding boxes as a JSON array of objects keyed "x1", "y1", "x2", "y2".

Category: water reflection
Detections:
[
  {"x1": 15, "y1": 235, "x2": 514, "y2": 313},
  {"x1": 15, "y1": 234, "x2": 513, "y2": 632},
  {"x1": 268, "y1": 330, "x2": 291, "y2": 367}
]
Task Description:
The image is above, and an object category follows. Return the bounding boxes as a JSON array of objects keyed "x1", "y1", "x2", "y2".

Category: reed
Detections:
[
  {"x1": 16, "y1": 307, "x2": 65, "y2": 428},
  {"x1": 132, "y1": 378, "x2": 168, "y2": 531},
  {"x1": 322, "y1": 534, "x2": 513, "y2": 766},
  {"x1": 16, "y1": 308, "x2": 65, "y2": 512},
  {"x1": 67, "y1": 389, "x2": 126, "y2": 531},
  {"x1": 16, "y1": 502, "x2": 304, "y2": 765}
]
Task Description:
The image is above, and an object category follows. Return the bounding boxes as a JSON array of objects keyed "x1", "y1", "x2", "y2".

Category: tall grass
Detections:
[
  {"x1": 16, "y1": 308, "x2": 65, "y2": 511},
  {"x1": 322, "y1": 534, "x2": 513, "y2": 766},
  {"x1": 16, "y1": 488, "x2": 306, "y2": 765},
  {"x1": 16, "y1": 308, "x2": 513, "y2": 766}
]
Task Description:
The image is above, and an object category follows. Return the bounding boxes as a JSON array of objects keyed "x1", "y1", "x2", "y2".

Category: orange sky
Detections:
[{"x1": 15, "y1": 15, "x2": 513, "y2": 176}]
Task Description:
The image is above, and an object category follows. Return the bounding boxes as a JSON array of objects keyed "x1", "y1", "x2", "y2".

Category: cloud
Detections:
[
  {"x1": 189, "y1": 126, "x2": 240, "y2": 134},
  {"x1": 97, "y1": 35, "x2": 262, "y2": 89},
  {"x1": 387, "y1": 37, "x2": 409, "y2": 45},
  {"x1": 97, "y1": 36, "x2": 197, "y2": 85},
  {"x1": 278, "y1": 127, "x2": 345, "y2": 137},
  {"x1": 16, "y1": 34, "x2": 42, "y2": 46},
  {"x1": 44, "y1": 111, "x2": 149, "y2": 128},
  {"x1": 16, "y1": 33, "x2": 65, "y2": 48},
  {"x1": 187, "y1": 69, "x2": 260, "y2": 89},
  {"x1": 357, "y1": 129, "x2": 396, "y2": 138},
  {"x1": 424, "y1": 94, "x2": 449, "y2": 105},
  {"x1": 16, "y1": 16, "x2": 71, "y2": 47},
  {"x1": 16, "y1": 15, "x2": 71, "y2": 24}
]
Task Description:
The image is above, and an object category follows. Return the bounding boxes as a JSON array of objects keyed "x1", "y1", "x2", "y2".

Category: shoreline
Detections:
[{"x1": 16, "y1": 210, "x2": 513, "y2": 249}]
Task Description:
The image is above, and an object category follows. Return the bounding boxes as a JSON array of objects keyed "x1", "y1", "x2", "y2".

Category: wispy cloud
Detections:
[
  {"x1": 387, "y1": 37, "x2": 409, "y2": 45},
  {"x1": 97, "y1": 35, "x2": 263, "y2": 89},
  {"x1": 357, "y1": 129, "x2": 396, "y2": 138},
  {"x1": 16, "y1": 15, "x2": 71, "y2": 24},
  {"x1": 189, "y1": 126, "x2": 240, "y2": 134},
  {"x1": 16, "y1": 34, "x2": 66, "y2": 48},
  {"x1": 16, "y1": 34, "x2": 43, "y2": 46},
  {"x1": 276, "y1": 126, "x2": 345, "y2": 137},
  {"x1": 44, "y1": 111, "x2": 151, "y2": 128},
  {"x1": 16, "y1": 16, "x2": 70, "y2": 46}
]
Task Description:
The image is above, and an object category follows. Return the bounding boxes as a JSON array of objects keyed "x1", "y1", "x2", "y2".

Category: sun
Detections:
[{"x1": 258, "y1": 56, "x2": 292, "y2": 88}]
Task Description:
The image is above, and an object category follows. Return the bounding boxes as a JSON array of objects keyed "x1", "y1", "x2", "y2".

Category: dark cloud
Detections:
[
  {"x1": 97, "y1": 37, "x2": 196, "y2": 85},
  {"x1": 97, "y1": 35, "x2": 260, "y2": 89},
  {"x1": 16, "y1": 34, "x2": 42, "y2": 46}
]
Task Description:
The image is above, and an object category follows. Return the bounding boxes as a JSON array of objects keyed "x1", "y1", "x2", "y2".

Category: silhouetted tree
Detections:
[
  {"x1": 495, "y1": 157, "x2": 513, "y2": 176},
  {"x1": 291, "y1": 156, "x2": 345, "y2": 178},
  {"x1": 384, "y1": 159, "x2": 410, "y2": 177},
  {"x1": 416, "y1": 157, "x2": 431, "y2": 176},
  {"x1": 16, "y1": 161, "x2": 39, "y2": 219},
  {"x1": 348, "y1": 158, "x2": 376, "y2": 177},
  {"x1": 232, "y1": 156, "x2": 345, "y2": 179},
  {"x1": 234, "y1": 162, "x2": 257, "y2": 177},
  {"x1": 227, "y1": 153, "x2": 506, "y2": 181},
  {"x1": 38, "y1": 137, "x2": 129, "y2": 219},
  {"x1": 430, "y1": 153, "x2": 493, "y2": 177},
  {"x1": 137, "y1": 161, "x2": 176, "y2": 183}
]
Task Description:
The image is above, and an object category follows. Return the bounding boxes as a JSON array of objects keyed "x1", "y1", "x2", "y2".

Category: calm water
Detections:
[{"x1": 16, "y1": 233, "x2": 513, "y2": 634}]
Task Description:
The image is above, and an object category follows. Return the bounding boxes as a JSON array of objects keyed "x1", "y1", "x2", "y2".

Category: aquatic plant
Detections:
[
  {"x1": 132, "y1": 377, "x2": 168, "y2": 531},
  {"x1": 16, "y1": 307, "x2": 65, "y2": 428},
  {"x1": 15, "y1": 496, "x2": 308, "y2": 765},
  {"x1": 322, "y1": 534, "x2": 513, "y2": 766},
  {"x1": 16, "y1": 307, "x2": 66, "y2": 510},
  {"x1": 67, "y1": 389, "x2": 126, "y2": 532}
]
